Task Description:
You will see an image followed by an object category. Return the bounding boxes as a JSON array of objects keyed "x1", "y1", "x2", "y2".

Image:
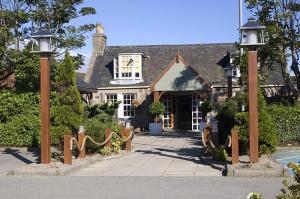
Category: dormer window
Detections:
[{"x1": 114, "y1": 53, "x2": 143, "y2": 80}]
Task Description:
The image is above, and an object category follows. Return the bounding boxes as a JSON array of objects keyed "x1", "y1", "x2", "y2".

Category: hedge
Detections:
[
  {"x1": 0, "y1": 91, "x2": 41, "y2": 147},
  {"x1": 0, "y1": 113, "x2": 40, "y2": 147},
  {"x1": 268, "y1": 104, "x2": 300, "y2": 143}
]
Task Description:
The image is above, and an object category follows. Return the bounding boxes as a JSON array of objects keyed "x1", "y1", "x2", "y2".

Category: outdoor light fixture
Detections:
[
  {"x1": 30, "y1": 27, "x2": 56, "y2": 164},
  {"x1": 239, "y1": 17, "x2": 266, "y2": 163},
  {"x1": 240, "y1": 17, "x2": 266, "y2": 47},
  {"x1": 31, "y1": 28, "x2": 56, "y2": 53}
]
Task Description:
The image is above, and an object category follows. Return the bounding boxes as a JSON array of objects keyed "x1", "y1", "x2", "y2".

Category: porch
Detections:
[
  {"x1": 153, "y1": 91, "x2": 209, "y2": 132},
  {"x1": 149, "y1": 53, "x2": 212, "y2": 132}
]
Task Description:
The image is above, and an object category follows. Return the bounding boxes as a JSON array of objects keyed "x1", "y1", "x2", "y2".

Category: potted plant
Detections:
[{"x1": 149, "y1": 101, "x2": 165, "y2": 135}]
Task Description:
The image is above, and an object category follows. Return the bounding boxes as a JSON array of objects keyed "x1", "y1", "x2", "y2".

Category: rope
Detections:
[
  {"x1": 82, "y1": 133, "x2": 113, "y2": 149},
  {"x1": 70, "y1": 137, "x2": 80, "y2": 150},
  {"x1": 114, "y1": 131, "x2": 134, "y2": 142},
  {"x1": 69, "y1": 131, "x2": 133, "y2": 151},
  {"x1": 70, "y1": 132, "x2": 113, "y2": 151},
  {"x1": 225, "y1": 135, "x2": 232, "y2": 148}
]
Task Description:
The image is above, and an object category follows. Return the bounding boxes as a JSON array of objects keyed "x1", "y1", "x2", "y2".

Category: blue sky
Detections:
[{"x1": 74, "y1": 0, "x2": 252, "y2": 72}]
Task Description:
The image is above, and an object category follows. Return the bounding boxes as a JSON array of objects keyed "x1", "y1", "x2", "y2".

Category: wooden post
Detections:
[
  {"x1": 154, "y1": 91, "x2": 160, "y2": 102},
  {"x1": 231, "y1": 129, "x2": 239, "y2": 165},
  {"x1": 121, "y1": 128, "x2": 132, "y2": 151},
  {"x1": 40, "y1": 54, "x2": 51, "y2": 164},
  {"x1": 105, "y1": 128, "x2": 112, "y2": 149},
  {"x1": 78, "y1": 132, "x2": 86, "y2": 158},
  {"x1": 64, "y1": 134, "x2": 72, "y2": 165},
  {"x1": 248, "y1": 50, "x2": 259, "y2": 163}
]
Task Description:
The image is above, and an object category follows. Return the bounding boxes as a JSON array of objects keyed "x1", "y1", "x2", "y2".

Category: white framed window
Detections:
[
  {"x1": 123, "y1": 94, "x2": 135, "y2": 117},
  {"x1": 105, "y1": 94, "x2": 117, "y2": 104},
  {"x1": 114, "y1": 54, "x2": 142, "y2": 80}
]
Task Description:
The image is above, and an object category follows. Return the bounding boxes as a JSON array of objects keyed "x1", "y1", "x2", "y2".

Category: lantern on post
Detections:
[
  {"x1": 240, "y1": 17, "x2": 265, "y2": 48},
  {"x1": 223, "y1": 52, "x2": 241, "y2": 98},
  {"x1": 30, "y1": 28, "x2": 56, "y2": 164},
  {"x1": 239, "y1": 17, "x2": 266, "y2": 163},
  {"x1": 31, "y1": 28, "x2": 56, "y2": 53}
]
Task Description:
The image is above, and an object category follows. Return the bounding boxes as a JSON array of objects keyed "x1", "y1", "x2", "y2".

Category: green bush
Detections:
[
  {"x1": 0, "y1": 113, "x2": 40, "y2": 147},
  {"x1": 216, "y1": 99, "x2": 239, "y2": 144},
  {"x1": 277, "y1": 162, "x2": 300, "y2": 199},
  {"x1": 51, "y1": 52, "x2": 84, "y2": 147},
  {"x1": 84, "y1": 102, "x2": 120, "y2": 119},
  {"x1": 258, "y1": 90, "x2": 277, "y2": 153},
  {"x1": 0, "y1": 91, "x2": 40, "y2": 147},
  {"x1": 201, "y1": 100, "x2": 214, "y2": 118},
  {"x1": 234, "y1": 112, "x2": 249, "y2": 154},
  {"x1": 84, "y1": 113, "x2": 121, "y2": 153},
  {"x1": 268, "y1": 104, "x2": 300, "y2": 143},
  {"x1": 213, "y1": 146, "x2": 228, "y2": 161},
  {"x1": 0, "y1": 91, "x2": 40, "y2": 123},
  {"x1": 233, "y1": 90, "x2": 277, "y2": 154}
]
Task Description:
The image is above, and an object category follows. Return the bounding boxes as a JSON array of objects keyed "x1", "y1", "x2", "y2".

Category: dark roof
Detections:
[
  {"x1": 88, "y1": 43, "x2": 236, "y2": 88},
  {"x1": 86, "y1": 43, "x2": 286, "y2": 89},
  {"x1": 241, "y1": 17, "x2": 265, "y2": 29},
  {"x1": 76, "y1": 72, "x2": 96, "y2": 93}
]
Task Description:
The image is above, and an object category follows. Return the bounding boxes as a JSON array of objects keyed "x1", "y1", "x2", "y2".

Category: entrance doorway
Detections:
[
  {"x1": 177, "y1": 96, "x2": 192, "y2": 130},
  {"x1": 161, "y1": 94, "x2": 203, "y2": 131}
]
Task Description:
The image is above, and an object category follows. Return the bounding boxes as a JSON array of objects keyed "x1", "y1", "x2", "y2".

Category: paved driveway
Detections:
[{"x1": 71, "y1": 131, "x2": 221, "y2": 177}]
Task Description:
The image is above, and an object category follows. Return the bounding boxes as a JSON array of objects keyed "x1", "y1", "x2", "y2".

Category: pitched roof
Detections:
[
  {"x1": 86, "y1": 43, "x2": 236, "y2": 88},
  {"x1": 76, "y1": 72, "x2": 96, "y2": 93}
]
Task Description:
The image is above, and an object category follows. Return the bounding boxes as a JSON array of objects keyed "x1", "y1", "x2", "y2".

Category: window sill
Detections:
[{"x1": 110, "y1": 79, "x2": 144, "y2": 85}]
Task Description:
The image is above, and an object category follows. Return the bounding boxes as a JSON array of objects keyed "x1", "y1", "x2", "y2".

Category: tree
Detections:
[
  {"x1": 246, "y1": 0, "x2": 300, "y2": 94},
  {"x1": 0, "y1": 0, "x2": 96, "y2": 91},
  {"x1": 51, "y1": 52, "x2": 83, "y2": 146}
]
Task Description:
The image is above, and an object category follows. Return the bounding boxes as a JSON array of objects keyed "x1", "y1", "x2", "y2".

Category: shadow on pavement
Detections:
[{"x1": 2, "y1": 148, "x2": 40, "y2": 164}]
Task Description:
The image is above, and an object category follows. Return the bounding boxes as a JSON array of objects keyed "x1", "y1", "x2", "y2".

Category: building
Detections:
[{"x1": 78, "y1": 24, "x2": 285, "y2": 132}]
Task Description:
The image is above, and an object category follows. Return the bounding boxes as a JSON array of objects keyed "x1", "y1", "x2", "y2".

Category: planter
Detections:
[{"x1": 149, "y1": 123, "x2": 162, "y2": 136}]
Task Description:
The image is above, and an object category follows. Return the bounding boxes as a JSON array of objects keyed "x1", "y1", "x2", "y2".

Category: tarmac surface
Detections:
[{"x1": 0, "y1": 176, "x2": 284, "y2": 199}]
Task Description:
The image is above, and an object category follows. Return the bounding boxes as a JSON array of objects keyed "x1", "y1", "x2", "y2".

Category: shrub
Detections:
[
  {"x1": 201, "y1": 100, "x2": 214, "y2": 119},
  {"x1": 268, "y1": 104, "x2": 300, "y2": 143},
  {"x1": 84, "y1": 113, "x2": 121, "y2": 153},
  {"x1": 149, "y1": 102, "x2": 165, "y2": 123},
  {"x1": 84, "y1": 102, "x2": 120, "y2": 119},
  {"x1": 213, "y1": 146, "x2": 228, "y2": 161},
  {"x1": 100, "y1": 147, "x2": 112, "y2": 156},
  {"x1": 277, "y1": 162, "x2": 300, "y2": 199},
  {"x1": 0, "y1": 91, "x2": 40, "y2": 147},
  {"x1": 234, "y1": 112, "x2": 249, "y2": 154},
  {"x1": 0, "y1": 113, "x2": 40, "y2": 147},
  {"x1": 0, "y1": 91, "x2": 40, "y2": 123},
  {"x1": 233, "y1": 90, "x2": 277, "y2": 154},
  {"x1": 216, "y1": 99, "x2": 239, "y2": 144},
  {"x1": 258, "y1": 90, "x2": 277, "y2": 153},
  {"x1": 51, "y1": 52, "x2": 84, "y2": 147}
]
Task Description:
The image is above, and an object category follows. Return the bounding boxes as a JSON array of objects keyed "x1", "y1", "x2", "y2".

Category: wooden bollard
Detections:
[
  {"x1": 231, "y1": 129, "x2": 239, "y2": 165},
  {"x1": 78, "y1": 132, "x2": 86, "y2": 158},
  {"x1": 121, "y1": 128, "x2": 132, "y2": 152},
  {"x1": 105, "y1": 128, "x2": 112, "y2": 149},
  {"x1": 64, "y1": 134, "x2": 72, "y2": 165}
]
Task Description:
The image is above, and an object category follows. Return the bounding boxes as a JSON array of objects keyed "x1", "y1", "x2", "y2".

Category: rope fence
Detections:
[
  {"x1": 64, "y1": 128, "x2": 134, "y2": 165},
  {"x1": 70, "y1": 131, "x2": 133, "y2": 151}
]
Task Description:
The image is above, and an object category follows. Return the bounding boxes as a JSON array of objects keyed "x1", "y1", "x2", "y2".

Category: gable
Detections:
[{"x1": 153, "y1": 60, "x2": 210, "y2": 91}]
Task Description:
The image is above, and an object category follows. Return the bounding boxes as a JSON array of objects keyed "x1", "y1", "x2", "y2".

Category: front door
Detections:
[{"x1": 178, "y1": 96, "x2": 192, "y2": 130}]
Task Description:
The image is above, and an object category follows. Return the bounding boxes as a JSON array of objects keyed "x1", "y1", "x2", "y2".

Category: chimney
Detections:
[{"x1": 93, "y1": 23, "x2": 106, "y2": 55}]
